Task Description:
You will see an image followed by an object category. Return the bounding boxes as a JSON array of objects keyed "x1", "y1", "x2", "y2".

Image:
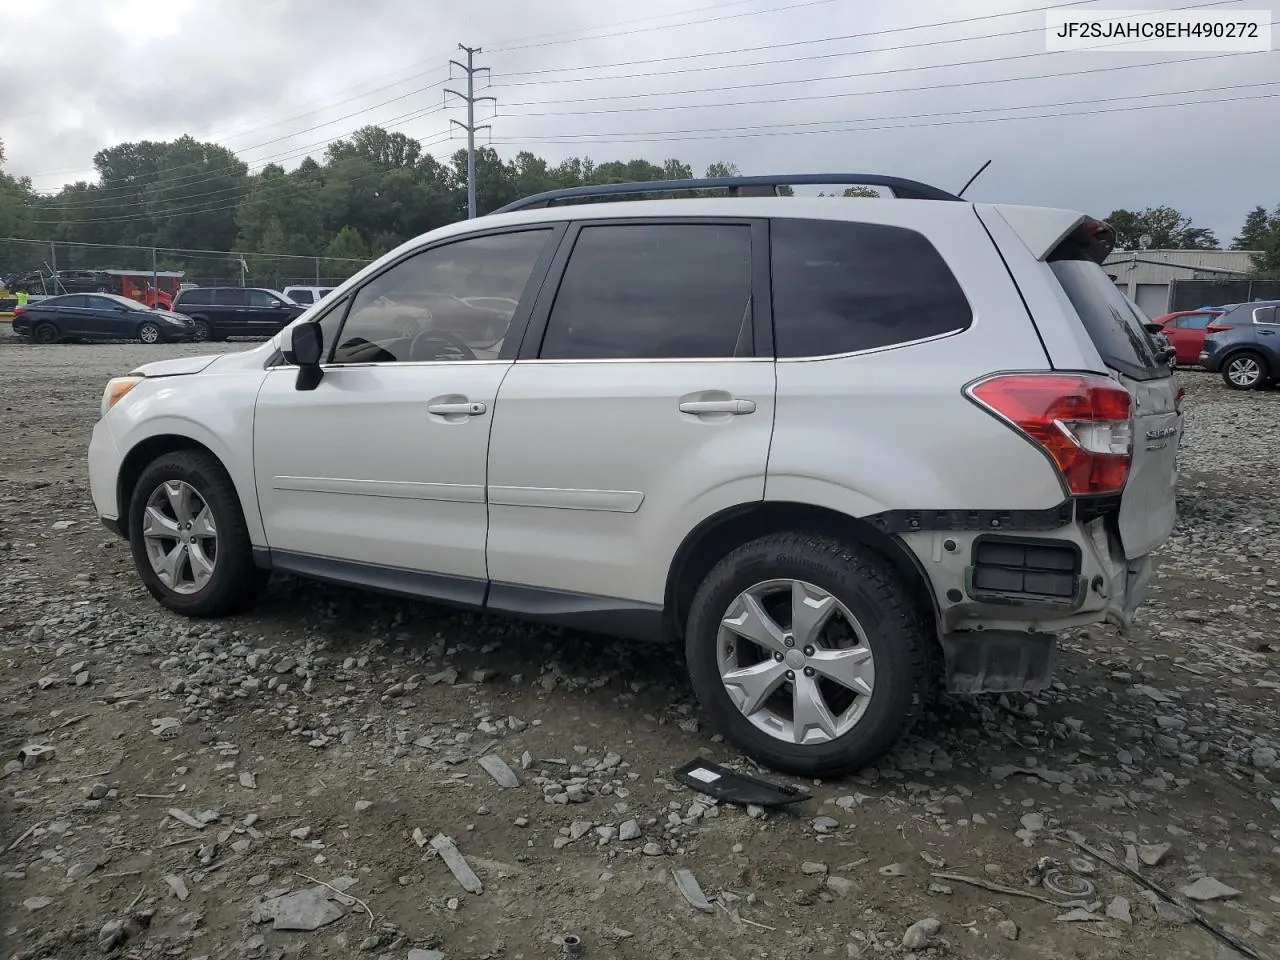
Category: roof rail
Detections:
[{"x1": 490, "y1": 174, "x2": 964, "y2": 214}]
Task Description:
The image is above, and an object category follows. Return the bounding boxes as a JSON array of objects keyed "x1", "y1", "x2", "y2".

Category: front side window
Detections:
[
  {"x1": 538, "y1": 222, "x2": 753, "y2": 360},
  {"x1": 332, "y1": 229, "x2": 552, "y2": 364},
  {"x1": 247, "y1": 289, "x2": 284, "y2": 308},
  {"x1": 770, "y1": 218, "x2": 973, "y2": 358}
]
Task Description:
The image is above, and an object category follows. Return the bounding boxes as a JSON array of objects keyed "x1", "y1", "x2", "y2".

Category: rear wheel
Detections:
[
  {"x1": 32, "y1": 323, "x2": 59, "y2": 344},
  {"x1": 190, "y1": 318, "x2": 210, "y2": 342},
  {"x1": 1223, "y1": 351, "x2": 1269, "y2": 390},
  {"x1": 138, "y1": 321, "x2": 161, "y2": 344},
  {"x1": 685, "y1": 532, "x2": 929, "y2": 777},
  {"x1": 127, "y1": 451, "x2": 268, "y2": 617}
]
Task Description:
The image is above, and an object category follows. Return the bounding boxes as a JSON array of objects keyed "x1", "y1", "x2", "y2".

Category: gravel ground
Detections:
[{"x1": 1, "y1": 340, "x2": 1278, "y2": 960}]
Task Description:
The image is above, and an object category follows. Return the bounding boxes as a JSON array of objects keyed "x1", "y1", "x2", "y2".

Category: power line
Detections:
[
  {"x1": 495, "y1": 51, "x2": 1269, "y2": 120},
  {"x1": 446, "y1": 45, "x2": 496, "y2": 219},
  {"x1": 490, "y1": 87, "x2": 1280, "y2": 146},
  {"x1": 0, "y1": 234, "x2": 371, "y2": 263}
]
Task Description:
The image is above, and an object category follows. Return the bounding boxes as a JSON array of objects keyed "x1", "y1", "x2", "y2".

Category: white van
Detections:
[{"x1": 282, "y1": 286, "x2": 335, "y2": 307}]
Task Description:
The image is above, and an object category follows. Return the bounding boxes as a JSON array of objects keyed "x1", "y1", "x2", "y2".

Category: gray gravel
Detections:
[{"x1": 1, "y1": 344, "x2": 1278, "y2": 960}]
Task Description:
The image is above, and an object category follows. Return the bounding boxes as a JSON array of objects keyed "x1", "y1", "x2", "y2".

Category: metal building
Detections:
[{"x1": 1104, "y1": 249, "x2": 1261, "y2": 317}]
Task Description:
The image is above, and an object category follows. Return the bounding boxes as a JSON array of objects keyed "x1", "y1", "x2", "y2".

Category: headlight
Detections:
[{"x1": 101, "y1": 376, "x2": 143, "y2": 417}]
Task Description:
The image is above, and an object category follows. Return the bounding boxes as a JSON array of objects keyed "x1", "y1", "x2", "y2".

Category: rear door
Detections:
[
  {"x1": 54, "y1": 294, "x2": 94, "y2": 336},
  {"x1": 213, "y1": 287, "x2": 248, "y2": 336},
  {"x1": 245, "y1": 289, "x2": 294, "y2": 334},
  {"x1": 1047, "y1": 257, "x2": 1180, "y2": 559},
  {"x1": 1169, "y1": 312, "x2": 1214, "y2": 364}
]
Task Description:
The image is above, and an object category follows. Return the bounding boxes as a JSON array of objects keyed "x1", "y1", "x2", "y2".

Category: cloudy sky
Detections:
[{"x1": 3, "y1": 0, "x2": 1277, "y2": 242}]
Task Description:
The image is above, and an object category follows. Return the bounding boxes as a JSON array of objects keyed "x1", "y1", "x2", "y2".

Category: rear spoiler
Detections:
[{"x1": 983, "y1": 205, "x2": 1116, "y2": 264}]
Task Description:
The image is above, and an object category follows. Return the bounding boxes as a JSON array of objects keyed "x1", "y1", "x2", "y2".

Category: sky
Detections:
[{"x1": 2, "y1": 0, "x2": 1278, "y2": 244}]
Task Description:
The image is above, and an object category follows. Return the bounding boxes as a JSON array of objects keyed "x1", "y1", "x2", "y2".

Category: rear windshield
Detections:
[{"x1": 1048, "y1": 259, "x2": 1170, "y2": 382}]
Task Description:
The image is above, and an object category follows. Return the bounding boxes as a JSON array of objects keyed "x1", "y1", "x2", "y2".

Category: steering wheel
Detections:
[{"x1": 408, "y1": 329, "x2": 477, "y2": 362}]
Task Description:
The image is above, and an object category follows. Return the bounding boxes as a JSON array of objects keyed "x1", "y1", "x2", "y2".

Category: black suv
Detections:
[{"x1": 171, "y1": 287, "x2": 304, "y2": 341}]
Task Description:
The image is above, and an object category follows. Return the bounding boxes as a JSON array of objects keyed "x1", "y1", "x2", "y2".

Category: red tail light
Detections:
[
  {"x1": 1205, "y1": 322, "x2": 1230, "y2": 333},
  {"x1": 12, "y1": 306, "x2": 25, "y2": 316},
  {"x1": 967, "y1": 373, "x2": 1133, "y2": 496}
]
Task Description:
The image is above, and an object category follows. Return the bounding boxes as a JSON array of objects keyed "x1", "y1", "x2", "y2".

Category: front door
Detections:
[
  {"x1": 485, "y1": 219, "x2": 776, "y2": 614},
  {"x1": 253, "y1": 226, "x2": 560, "y2": 603},
  {"x1": 245, "y1": 288, "x2": 296, "y2": 335}
]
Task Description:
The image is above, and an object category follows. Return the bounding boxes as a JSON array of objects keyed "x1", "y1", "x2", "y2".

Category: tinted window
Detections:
[
  {"x1": 1255, "y1": 306, "x2": 1279, "y2": 325},
  {"x1": 332, "y1": 229, "x2": 551, "y2": 364},
  {"x1": 1049, "y1": 260, "x2": 1169, "y2": 381},
  {"x1": 54, "y1": 294, "x2": 90, "y2": 308},
  {"x1": 539, "y1": 223, "x2": 752, "y2": 360},
  {"x1": 1177, "y1": 313, "x2": 1214, "y2": 330},
  {"x1": 770, "y1": 218, "x2": 972, "y2": 358},
  {"x1": 214, "y1": 288, "x2": 248, "y2": 306},
  {"x1": 178, "y1": 288, "x2": 211, "y2": 305},
  {"x1": 247, "y1": 289, "x2": 283, "y2": 307},
  {"x1": 290, "y1": 290, "x2": 314, "y2": 305},
  {"x1": 86, "y1": 295, "x2": 125, "y2": 310}
]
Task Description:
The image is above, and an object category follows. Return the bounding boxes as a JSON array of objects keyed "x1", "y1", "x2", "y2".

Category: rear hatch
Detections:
[{"x1": 1046, "y1": 226, "x2": 1180, "y2": 559}]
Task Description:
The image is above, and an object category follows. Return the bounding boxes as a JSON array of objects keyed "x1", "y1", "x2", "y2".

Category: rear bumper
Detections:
[
  {"x1": 898, "y1": 515, "x2": 1157, "y2": 636},
  {"x1": 1198, "y1": 350, "x2": 1219, "y2": 371}
]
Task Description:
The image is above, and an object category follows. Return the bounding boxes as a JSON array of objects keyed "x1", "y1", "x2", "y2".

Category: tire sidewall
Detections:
[
  {"x1": 139, "y1": 322, "x2": 160, "y2": 344},
  {"x1": 127, "y1": 454, "x2": 251, "y2": 616},
  {"x1": 191, "y1": 318, "x2": 210, "y2": 342},
  {"x1": 34, "y1": 324, "x2": 57, "y2": 344},
  {"x1": 685, "y1": 536, "x2": 924, "y2": 777}
]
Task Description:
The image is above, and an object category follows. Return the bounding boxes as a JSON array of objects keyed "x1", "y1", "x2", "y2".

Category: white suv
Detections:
[{"x1": 88, "y1": 175, "x2": 1182, "y2": 777}]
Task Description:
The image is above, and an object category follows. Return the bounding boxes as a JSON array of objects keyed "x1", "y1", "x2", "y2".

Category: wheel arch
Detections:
[
  {"x1": 663, "y1": 501, "x2": 941, "y2": 647},
  {"x1": 116, "y1": 435, "x2": 221, "y2": 533},
  {"x1": 1221, "y1": 346, "x2": 1271, "y2": 378}
]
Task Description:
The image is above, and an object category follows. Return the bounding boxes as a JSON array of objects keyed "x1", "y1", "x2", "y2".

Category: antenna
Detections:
[{"x1": 956, "y1": 160, "x2": 992, "y2": 199}]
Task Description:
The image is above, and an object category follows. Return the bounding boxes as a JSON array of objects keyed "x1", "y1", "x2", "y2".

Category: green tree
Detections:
[
  {"x1": 1103, "y1": 206, "x2": 1219, "y2": 251},
  {"x1": 1233, "y1": 205, "x2": 1275, "y2": 251},
  {"x1": 325, "y1": 225, "x2": 370, "y2": 263}
]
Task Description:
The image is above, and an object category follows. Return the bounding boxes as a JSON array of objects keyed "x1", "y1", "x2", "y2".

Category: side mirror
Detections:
[{"x1": 285, "y1": 322, "x2": 324, "y2": 391}]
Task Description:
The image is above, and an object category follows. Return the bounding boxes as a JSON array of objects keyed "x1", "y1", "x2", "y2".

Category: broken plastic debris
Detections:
[
  {"x1": 671, "y1": 868, "x2": 714, "y2": 913},
  {"x1": 674, "y1": 758, "x2": 807, "y2": 807}
]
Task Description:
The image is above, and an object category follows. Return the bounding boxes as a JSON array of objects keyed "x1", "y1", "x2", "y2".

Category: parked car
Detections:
[
  {"x1": 282, "y1": 285, "x2": 336, "y2": 307},
  {"x1": 170, "y1": 286, "x2": 305, "y2": 341},
  {"x1": 87, "y1": 173, "x2": 1182, "y2": 776},
  {"x1": 1199, "y1": 300, "x2": 1280, "y2": 389},
  {"x1": 1151, "y1": 308, "x2": 1225, "y2": 366},
  {"x1": 12, "y1": 293, "x2": 196, "y2": 344}
]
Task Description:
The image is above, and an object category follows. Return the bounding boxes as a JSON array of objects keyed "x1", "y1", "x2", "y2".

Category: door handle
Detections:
[
  {"x1": 679, "y1": 398, "x2": 756, "y2": 415},
  {"x1": 427, "y1": 400, "x2": 487, "y2": 416}
]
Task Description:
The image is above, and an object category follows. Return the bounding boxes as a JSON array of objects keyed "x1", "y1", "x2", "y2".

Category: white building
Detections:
[{"x1": 1104, "y1": 249, "x2": 1260, "y2": 317}]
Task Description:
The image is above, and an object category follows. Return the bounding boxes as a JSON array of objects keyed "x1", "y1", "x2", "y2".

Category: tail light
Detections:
[
  {"x1": 12, "y1": 306, "x2": 25, "y2": 316},
  {"x1": 1205, "y1": 322, "x2": 1231, "y2": 333},
  {"x1": 966, "y1": 373, "x2": 1133, "y2": 496}
]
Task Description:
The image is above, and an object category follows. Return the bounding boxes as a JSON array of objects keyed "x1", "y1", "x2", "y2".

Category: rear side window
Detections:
[
  {"x1": 1254, "y1": 306, "x2": 1278, "y2": 325},
  {"x1": 290, "y1": 290, "x2": 314, "y2": 304},
  {"x1": 770, "y1": 218, "x2": 972, "y2": 358},
  {"x1": 539, "y1": 223, "x2": 753, "y2": 360},
  {"x1": 214, "y1": 288, "x2": 248, "y2": 306},
  {"x1": 1176, "y1": 313, "x2": 1214, "y2": 329},
  {"x1": 1049, "y1": 260, "x2": 1168, "y2": 381},
  {"x1": 178, "y1": 288, "x2": 210, "y2": 305}
]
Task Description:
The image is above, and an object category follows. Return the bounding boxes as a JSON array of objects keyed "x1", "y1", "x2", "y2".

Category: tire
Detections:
[
  {"x1": 1222, "y1": 350, "x2": 1270, "y2": 390},
  {"x1": 32, "y1": 323, "x2": 59, "y2": 344},
  {"x1": 191, "y1": 318, "x2": 210, "y2": 342},
  {"x1": 685, "y1": 532, "x2": 929, "y2": 778},
  {"x1": 127, "y1": 450, "x2": 268, "y2": 617},
  {"x1": 138, "y1": 321, "x2": 161, "y2": 344}
]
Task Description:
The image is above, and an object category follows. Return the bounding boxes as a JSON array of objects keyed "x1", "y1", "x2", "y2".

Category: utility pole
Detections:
[{"x1": 445, "y1": 44, "x2": 496, "y2": 219}]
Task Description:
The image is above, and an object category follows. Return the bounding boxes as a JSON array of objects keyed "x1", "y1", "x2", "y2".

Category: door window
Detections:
[
  {"x1": 179, "y1": 288, "x2": 212, "y2": 306},
  {"x1": 538, "y1": 222, "x2": 753, "y2": 360},
  {"x1": 770, "y1": 218, "x2": 972, "y2": 358},
  {"x1": 214, "y1": 288, "x2": 249, "y2": 306},
  {"x1": 58, "y1": 294, "x2": 91, "y2": 308},
  {"x1": 248, "y1": 289, "x2": 285, "y2": 307},
  {"x1": 1176, "y1": 313, "x2": 1214, "y2": 329},
  {"x1": 290, "y1": 290, "x2": 314, "y2": 305},
  {"x1": 331, "y1": 229, "x2": 552, "y2": 364}
]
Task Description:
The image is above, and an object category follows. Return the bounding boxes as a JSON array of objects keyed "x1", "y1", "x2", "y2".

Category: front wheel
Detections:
[
  {"x1": 127, "y1": 451, "x2": 268, "y2": 617},
  {"x1": 1223, "y1": 351, "x2": 1269, "y2": 390},
  {"x1": 190, "y1": 318, "x2": 210, "y2": 342},
  {"x1": 138, "y1": 321, "x2": 161, "y2": 344},
  {"x1": 685, "y1": 532, "x2": 929, "y2": 778}
]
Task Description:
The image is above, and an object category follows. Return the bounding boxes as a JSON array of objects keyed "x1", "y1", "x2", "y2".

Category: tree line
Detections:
[{"x1": 1, "y1": 129, "x2": 1278, "y2": 279}]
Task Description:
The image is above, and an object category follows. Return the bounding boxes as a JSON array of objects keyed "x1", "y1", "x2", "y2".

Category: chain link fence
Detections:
[{"x1": 1, "y1": 237, "x2": 371, "y2": 311}]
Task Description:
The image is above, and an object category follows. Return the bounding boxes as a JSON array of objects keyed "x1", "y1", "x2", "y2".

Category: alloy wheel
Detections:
[
  {"x1": 1227, "y1": 355, "x2": 1262, "y2": 387},
  {"x1": 716, "y1": 579, "x2": 876, "y2": 746},
  {"x1": 141, "y1": 480, "x2": 218, "y2": 595}
]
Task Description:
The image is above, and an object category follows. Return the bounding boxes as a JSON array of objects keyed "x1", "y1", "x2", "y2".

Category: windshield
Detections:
[{"x1": 1049, "y1": 259, "x2": 1170, "y2": 382}]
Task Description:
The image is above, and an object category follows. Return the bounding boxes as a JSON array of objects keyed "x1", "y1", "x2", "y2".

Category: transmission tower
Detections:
[{"x1": 446, "y1": 44, "x2": 496, "y2": 219}]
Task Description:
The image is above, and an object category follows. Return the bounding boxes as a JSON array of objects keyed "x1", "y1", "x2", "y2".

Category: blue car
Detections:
[
  {"x1": 12, "y1": 293, "x2": 197, "y2": 344},
  {"x1": 1198, "y1": 300, "x2": 1280, "y2": 390}
]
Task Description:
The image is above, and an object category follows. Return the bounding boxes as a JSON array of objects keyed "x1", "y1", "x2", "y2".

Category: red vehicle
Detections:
[
  {"x1": 104, "y1": 269, "x2": 184, "y2": 311},
  {"x1": 1152, "y1": 308, "x2": 1226, "y2": 366}
]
